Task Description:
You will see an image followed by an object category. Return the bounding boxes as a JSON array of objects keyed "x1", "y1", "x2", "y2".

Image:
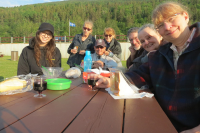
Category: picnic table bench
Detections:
[{"x1": 0, "y1": 75, "x2": 178, "y2": 133}]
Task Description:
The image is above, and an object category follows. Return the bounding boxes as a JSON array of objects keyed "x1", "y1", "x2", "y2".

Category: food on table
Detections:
[
  {"x1": 0, "y1": 78, "x2": 27, "y2": 92},
  {"x1": 65, "y1": 67, "x2": 81, "y2": 78},
  {"x1": 110, "y1": 71, "x2": 136, "y2": 96}
]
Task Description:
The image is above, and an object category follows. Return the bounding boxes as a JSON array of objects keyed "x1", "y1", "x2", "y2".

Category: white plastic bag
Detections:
[{"x1": 65, "y1": 67, "x2": 81, "y2": 78}]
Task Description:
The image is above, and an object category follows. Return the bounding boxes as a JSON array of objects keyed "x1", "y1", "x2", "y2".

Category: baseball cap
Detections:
[
  {"x1": 95, "y1": 39, "x2": 106, "y2": 47},
  {"x1": 38, "y1": 23, "x2": 54, "y2": 35}
]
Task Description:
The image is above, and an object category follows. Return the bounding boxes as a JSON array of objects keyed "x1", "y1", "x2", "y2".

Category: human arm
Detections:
[
  {"x1": 17, "y1": 48, "x2": 30, "y2": 75},
  {"x1": 87, "y1": 74, "x2": 110, "y2": 88},
  {"x1": 180, "y1": 125, "x2": 200, "y2": 133},
  {"x1": 54, "y1": 47, "x2": 62, "y2": 67},
  {"x1": 67, "y1": 35, "x2": 77, "y2": 54}
]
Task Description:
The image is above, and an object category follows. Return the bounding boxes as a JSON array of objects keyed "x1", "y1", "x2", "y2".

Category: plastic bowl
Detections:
[
  {"x1": 41, "y1": 67, "x2": 63, "y2": 79},
  {"x1": 46, "y1": 78, "x2": 72, "y2": 90}
]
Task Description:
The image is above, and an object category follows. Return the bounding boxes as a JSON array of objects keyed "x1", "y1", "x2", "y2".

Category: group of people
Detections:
[{"x1": 16, "y1": 1, "x2": 200, "y2": 132}]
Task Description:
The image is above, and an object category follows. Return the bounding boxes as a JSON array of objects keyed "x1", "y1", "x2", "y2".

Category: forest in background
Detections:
[{"x1": 0, "y1": 0, "x2": 199, "y2": 37}]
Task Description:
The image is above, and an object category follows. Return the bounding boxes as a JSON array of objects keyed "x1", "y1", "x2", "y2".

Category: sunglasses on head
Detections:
[
  {"x1": 83, "y1": 27, "x2": 92, "y2": 31},
  {"x1": 105, "y1": 34, "x2": 112, "y2": 37},
  {"x1": 95, "y1": 46, "x2": 104, "y2": 49}
]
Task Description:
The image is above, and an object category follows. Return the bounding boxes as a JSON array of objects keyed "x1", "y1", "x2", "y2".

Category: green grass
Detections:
[{"x1": 0, "y1": 56, "x2": 126, "y2": 79}]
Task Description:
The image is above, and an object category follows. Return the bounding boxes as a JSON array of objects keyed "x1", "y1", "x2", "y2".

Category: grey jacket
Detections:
[
  {"x1": 67, "y1": 33, "x2": 95, "y2": 67},
  {"x1": 104, "y1": 38, "x2": 122, "y2": 66}
]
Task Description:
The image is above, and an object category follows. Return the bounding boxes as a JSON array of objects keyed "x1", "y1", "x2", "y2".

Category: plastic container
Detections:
[
  {"x1": 84, "y1": 51, "x2": 92, "y2": 72},
  {"x1": 41, "y1": 67, "x2": 63, "y2": 79},
  {"x1": 46, "y1": 78, "x2": 72, "y2": 90}
]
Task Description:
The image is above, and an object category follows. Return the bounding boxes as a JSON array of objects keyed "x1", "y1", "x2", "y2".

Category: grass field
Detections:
[{"x1": 0, "y1": 56, "x2": 126, "y2": 79}]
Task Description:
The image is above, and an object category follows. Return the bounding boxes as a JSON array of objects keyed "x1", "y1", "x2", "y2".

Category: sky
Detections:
[{"x1": 0, "y1": 0, "x2": 65, "y2": 7}]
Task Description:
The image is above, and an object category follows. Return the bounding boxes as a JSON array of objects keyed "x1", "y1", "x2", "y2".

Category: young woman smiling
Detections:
[
  {"x1": 17, "y1": 23, "x2": 61, "y2": 75},
  {"x1": 67, "y1": 20, "x2": 96, "y2": 67}
]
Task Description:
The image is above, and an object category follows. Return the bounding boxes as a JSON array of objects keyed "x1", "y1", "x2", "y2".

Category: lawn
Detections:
[{"x1": 0, "y1": 56, "x2": 126, "y2": 79}]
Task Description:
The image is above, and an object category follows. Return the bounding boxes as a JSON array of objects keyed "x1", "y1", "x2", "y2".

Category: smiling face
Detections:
[
  {"x1": 39, "y1": 30, "x2": 53, "y2": 46},
  {"x1": 157, "y1": 12, "x2": 189, "y2": 44},
  {"x1": 128, "y1": 32, "x2": 141, "y2": 50},
  {"x1": 138, "y1": 27, "x2": 163, "y2": 52},
  {"x1": 94, "y1": 45, "x2": 106, "y2": 56}
]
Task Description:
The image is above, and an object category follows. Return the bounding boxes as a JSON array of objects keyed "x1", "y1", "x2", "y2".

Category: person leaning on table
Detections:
[
  {"x1": 126, "y1": 27, "x2": 144, "y2": 69},
  {"x1": 88, "y1": 2, "x2": 200, "y2": 132},
  {"x1": 67, "y1": 20, "x2": 96, "y2": 68},
  {"x1": 103, "y1": 27, "x2": 122, "y2": 67},
  {"x1": 17, "y1": 22, "x2": 61, "y2": 75}
]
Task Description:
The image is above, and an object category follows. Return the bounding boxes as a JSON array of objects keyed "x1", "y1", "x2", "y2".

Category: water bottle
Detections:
[{"x1": 84, "y1": 51, "x2": 92, "y2": 72}]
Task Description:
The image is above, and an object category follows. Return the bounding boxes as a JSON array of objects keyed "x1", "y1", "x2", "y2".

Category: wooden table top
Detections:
[{"x1": 0, "y1": 76, "x2": 178, "y2": 133}]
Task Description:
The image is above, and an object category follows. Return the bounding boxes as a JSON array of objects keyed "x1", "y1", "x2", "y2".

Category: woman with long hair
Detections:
[
  {"x1": 67, "y1": 20, "x2": 95, "y2": 67},
  {"x1": 17, "y1": 22, "x2": 61, "y2": 75}
]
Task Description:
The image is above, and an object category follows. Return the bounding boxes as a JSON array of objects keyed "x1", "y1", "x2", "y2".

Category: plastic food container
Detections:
[
  {"x1": 41, "y1": 67, "x2": 63, "y2": 79},
  {"x1": 46, "y1": 78, "x2": 72, "y2": 90}
]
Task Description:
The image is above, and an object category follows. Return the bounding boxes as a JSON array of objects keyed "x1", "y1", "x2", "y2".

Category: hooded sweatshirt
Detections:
[{"x1": 17, "y1": 38, "x2": 61, "y2": 75}]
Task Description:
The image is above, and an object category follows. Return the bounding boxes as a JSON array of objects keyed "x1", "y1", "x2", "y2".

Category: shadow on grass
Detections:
[
  {"x1": 0, "y1": 76, "x2": 4, "y2": 81},
  {"x1": 7, "y1": 59, "x2": 11, "y2": 61}
]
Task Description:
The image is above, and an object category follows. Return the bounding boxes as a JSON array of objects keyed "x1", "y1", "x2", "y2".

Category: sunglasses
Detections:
[
  {"x1": 105, "y1": 34, "x2": 112, "y2": 37},
  {"x1": 83, "y1": 27, "x2": 92, "y2": 31},
  {"x1": 95, "y1": 46, "x2": 104, "y2": 49}
]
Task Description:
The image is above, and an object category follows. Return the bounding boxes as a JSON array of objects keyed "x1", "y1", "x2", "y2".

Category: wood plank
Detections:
[
  {"x1": 1, "y1": 84, "x2": 98, "y2": 133},
  {"x1": 63, "y1": 89, "x2": 124, "y2": 133},
  {"x1": 0, "y1": 77, "x2": 83, "y2": 131},
  {"x1": 124, "y1": 98, "x2": 178, "y2": 133}
]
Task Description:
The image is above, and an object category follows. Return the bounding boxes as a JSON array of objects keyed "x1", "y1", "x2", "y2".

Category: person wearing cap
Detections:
[
  {"x1": 91, "y1": 39, "x2": 118, "y2": 69},
  {"x1": 17, "y1": 22, "x2": 61, "y2": 75},
  {"x1": 67, "y1": 20, "x2": 96, "y2": 68}
]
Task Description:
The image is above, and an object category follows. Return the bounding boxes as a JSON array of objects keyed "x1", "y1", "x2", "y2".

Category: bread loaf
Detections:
[{"x1": 0, "y1": 78, "x2": 27, "y2": 92}]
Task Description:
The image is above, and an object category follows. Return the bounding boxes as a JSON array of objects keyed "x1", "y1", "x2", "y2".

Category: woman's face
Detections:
[
  {"x1": 104, "y1": 32, "x2": 114, "y2": 43},
  {"x1": 39, "y1": 30, "x2": 52, "y2": 46},
  {"x1": 83, "y1": 24, "x2": 92, "y2": 37},
  {"x1": 156, "y1": 12, "x2": 189, "y2": 43},
  {"x1": 138, "y1": 27, "x2": 163, "y2": 52}
]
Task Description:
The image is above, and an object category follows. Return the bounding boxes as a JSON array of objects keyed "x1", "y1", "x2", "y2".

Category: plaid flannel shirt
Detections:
[{"x1": 125, "y1": 22, "x2": 200, "y2": 132}]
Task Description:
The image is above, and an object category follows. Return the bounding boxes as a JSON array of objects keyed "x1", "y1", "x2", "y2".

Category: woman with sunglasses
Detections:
[
  {"x1": 88, "y1": 2, "x2": 200, "y2": 132},
  {"x1": 103, "y1": 27, "x2": 122, "y2": 67},
  {"x1": 17, "y1": 23, "x2": 61, "y2": 75},
  {"x1": 67, "y1": 20, "x2": 96, "y2": 68},
  {"x1": 128, "y1": 23, "x2": 165, "y2": 72}
]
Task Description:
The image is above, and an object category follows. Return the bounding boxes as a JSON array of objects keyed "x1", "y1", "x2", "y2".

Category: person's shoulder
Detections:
[{"x1": 113, "y1": 38, "x2": 120, "y2": 45}]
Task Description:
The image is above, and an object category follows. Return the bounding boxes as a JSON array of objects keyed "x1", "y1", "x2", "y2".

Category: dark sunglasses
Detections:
[
  {"x1": 105, "y1": 34, "x2": 112, "y2": 37},
  {"x1": 83, "y1": 27, "x2": 92, "y2": 31},
  {"x1": 95, "y1": 46, "x2": 104, "y2": 49}
]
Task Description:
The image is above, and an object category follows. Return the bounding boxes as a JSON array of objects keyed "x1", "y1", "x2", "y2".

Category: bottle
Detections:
[{"x1": 84, "y1": 51, "x2": 92, "y2": 72}]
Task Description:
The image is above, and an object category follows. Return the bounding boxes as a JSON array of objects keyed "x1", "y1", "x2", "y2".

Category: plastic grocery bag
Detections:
[
  {"x1": 65, "y1": 67, "x2": 81, "y2": 78},
  {"x1": 0, "y1": 74, "x2": 37, "y2": 95}
]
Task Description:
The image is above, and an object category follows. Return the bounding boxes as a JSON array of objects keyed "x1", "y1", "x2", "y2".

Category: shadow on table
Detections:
[{"x1": 0, "y1": 108, "x2": 33, "y2": 133}]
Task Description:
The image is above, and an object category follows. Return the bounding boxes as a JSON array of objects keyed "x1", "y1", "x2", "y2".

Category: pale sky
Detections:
[{"x1": 0, "y1": 0, "x2": 65, "y2": 7}]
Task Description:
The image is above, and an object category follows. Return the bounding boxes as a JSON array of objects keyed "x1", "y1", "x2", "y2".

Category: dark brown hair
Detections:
[{"x1": 34, "y1": 31, "x2": 56, "y2": 67}]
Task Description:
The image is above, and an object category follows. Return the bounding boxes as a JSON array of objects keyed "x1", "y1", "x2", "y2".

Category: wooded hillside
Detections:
[{"x1": 0, "y1": 0, "x2": 199, "y2": 37}]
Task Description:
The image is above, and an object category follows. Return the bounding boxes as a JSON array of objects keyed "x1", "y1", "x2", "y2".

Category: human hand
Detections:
[
  {"x1": 71, "y1": 49, "x2": 77, "y2": 54},
  {"x1": 79, "y1": 50, "x2": 86, "y2": 55},
  {"x1": 92, "y1": 60, "x2": 104, "y2": 68},
  {"x1": 104, "y1": 51, "x2": 109, "y2": 56},
  {"x1": 96, "y1": 60, "x2": 104, "y2": 68},
  {"x1": 129, "y1": 46, "x2": 136, "y2": 55},
  {"x1": 180, "y1": 125, "x2": 200, "y2": 133},
  {"x1": 87, "y1": 74, "x2": 110, "y2": 89}
]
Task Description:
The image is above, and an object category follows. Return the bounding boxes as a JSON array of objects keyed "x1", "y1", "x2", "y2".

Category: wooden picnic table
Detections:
[{"x1": 0, "y1": 75, "x2": 178, "y2": 133}]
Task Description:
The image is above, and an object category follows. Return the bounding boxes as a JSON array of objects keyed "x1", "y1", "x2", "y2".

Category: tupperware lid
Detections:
[{"x1": 46, "y1": 78, "x2": 72, "y2": 85}]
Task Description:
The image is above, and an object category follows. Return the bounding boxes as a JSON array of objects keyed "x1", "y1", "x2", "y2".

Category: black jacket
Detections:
[
  {"x1": 17, "y1": 38, "x2": 61, "y2": 75},
  {"x1": 67, "y1": 33, "x2": 95, "y2": 67}
]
